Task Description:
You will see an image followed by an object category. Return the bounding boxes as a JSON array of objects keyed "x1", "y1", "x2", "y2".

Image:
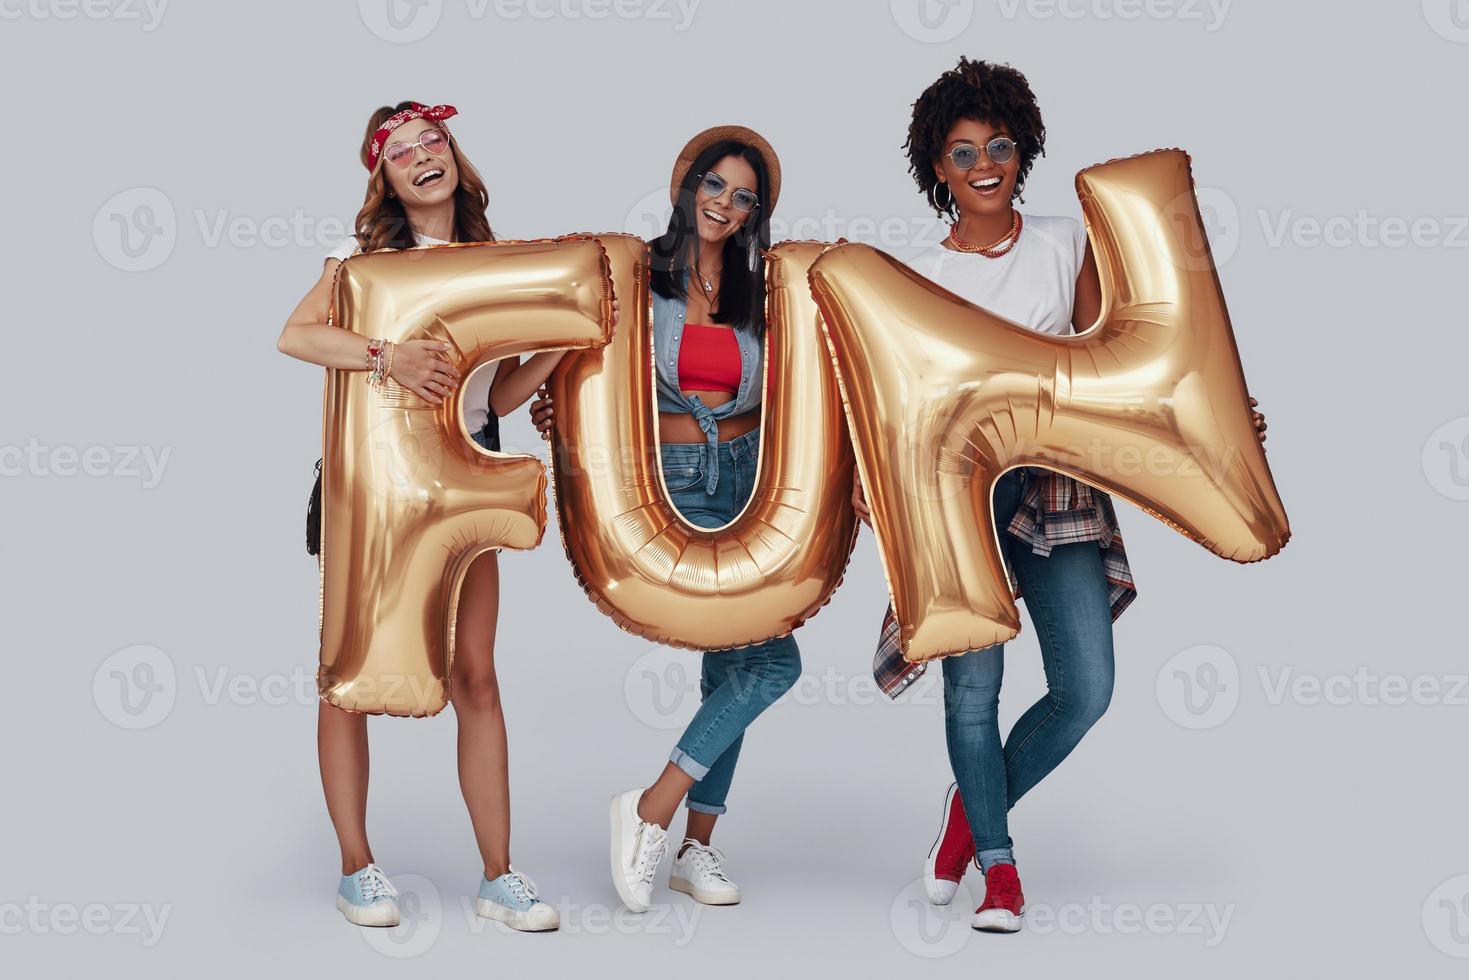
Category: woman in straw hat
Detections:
[{"x1": 535, "y1": 125, "x2": 789, "y2": 913}]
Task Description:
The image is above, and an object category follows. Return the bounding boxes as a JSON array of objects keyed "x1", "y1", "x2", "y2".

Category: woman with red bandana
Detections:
[{"x1": 278, "y1": 102, "x2": 563, "y2": 932}]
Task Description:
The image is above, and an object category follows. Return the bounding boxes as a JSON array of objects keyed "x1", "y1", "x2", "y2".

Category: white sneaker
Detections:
[
  {"x1": 669, "y1": 839, "x2": 741, "y2": 906},
  {"x1": 609, "y1": 788, "x2": 668, "y2": 913}
]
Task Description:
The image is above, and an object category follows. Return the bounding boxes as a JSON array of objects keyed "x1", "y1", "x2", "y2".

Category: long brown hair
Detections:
[{"x1": 352, "y1": 102, "x2": 495, "y2": 251}]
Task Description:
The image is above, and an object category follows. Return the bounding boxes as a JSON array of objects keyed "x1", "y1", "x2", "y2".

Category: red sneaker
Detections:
[
  {"x1": 972, "y1": 863, "x2": 1025, "y2": 933},
  {"x1": 922, "y1": 783, "x2": 975, "y2": 906}
]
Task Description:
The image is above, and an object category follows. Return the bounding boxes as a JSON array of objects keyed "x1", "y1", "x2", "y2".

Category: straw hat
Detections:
[{"x1": 669, "y1": 124, "x2": 782, "y2": 213}]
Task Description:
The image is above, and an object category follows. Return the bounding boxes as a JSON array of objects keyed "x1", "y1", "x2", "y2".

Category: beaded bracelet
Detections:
[{"x1": 366, "y1": 339, "x2": 393, "y2": 388}]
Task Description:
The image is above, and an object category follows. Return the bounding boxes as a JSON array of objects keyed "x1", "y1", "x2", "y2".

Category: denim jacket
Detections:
[{"x1": 652, "y1": 273, "x2": 765, "y2": 494}]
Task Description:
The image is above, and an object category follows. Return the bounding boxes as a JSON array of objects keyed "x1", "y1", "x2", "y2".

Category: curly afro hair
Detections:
[{"x1": 904, "y1": 58, "x2": 1046, "y2": 217}]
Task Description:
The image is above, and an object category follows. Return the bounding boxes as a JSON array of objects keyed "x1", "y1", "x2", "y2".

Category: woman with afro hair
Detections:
[{"x1": 853, "y1": 58, "x2": 1265, "y2": 933}]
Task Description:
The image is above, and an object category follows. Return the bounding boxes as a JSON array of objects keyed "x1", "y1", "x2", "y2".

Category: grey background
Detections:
[{"x1": 4, "y1": 0, "x2": 1467, "y2": 974}]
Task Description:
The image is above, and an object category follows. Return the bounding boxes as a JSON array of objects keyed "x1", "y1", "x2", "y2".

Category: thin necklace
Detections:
[
  {"x1": 947, "y1": 211, "x2": 1023, "y2": 258},
  {"x1": 696, "y1": 265, "x2": 721, "y2": 294}
]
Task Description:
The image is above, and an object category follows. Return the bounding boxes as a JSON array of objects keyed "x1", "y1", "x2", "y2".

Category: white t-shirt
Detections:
[
  {"x1": 324, "y1": 231, "x2": 448, "y2": 264},
  {"x1": 905, "y1": 213, "x2": 1087, "y2": 336}
]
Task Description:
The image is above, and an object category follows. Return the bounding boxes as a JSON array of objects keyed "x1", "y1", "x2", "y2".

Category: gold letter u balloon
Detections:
[
  {"x1": 810, "y1": 149, "x2": 1291, "y2": 664},
  {"x1": 320, "y1": 239, "x2": 613, "y2": 716},
  {"x1": 548, "y1": 235, "x2": 858, "y2": 649}
]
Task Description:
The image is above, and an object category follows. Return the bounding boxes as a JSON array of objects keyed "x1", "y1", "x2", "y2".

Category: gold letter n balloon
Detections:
[
  {"x1": 320, "y1": 239, "x2": 613, "y2": 716},
  {"x1": 547, "y1": 235, "x2": 857, "y2": 649},
  {"x1": 810, "y1": 149, "x2": 1291, "y2": 664}
]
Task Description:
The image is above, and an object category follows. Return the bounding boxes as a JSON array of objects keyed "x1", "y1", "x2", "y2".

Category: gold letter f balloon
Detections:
[
  {"x1": 320, "y1": 239, "x2": 613, "y2": 716},
  {"x1": 810, "y1": 150, "x2": 1291, "y2": 663}
]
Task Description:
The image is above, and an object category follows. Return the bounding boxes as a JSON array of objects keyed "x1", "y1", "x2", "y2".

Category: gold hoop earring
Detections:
[{"x1": 935, "y1": 182, "x2": 952, "y2": 213}]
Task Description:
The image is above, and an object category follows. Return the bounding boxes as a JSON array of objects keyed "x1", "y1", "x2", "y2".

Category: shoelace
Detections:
[
  {"x1": 503, "y1": 867, "x2": 540, "y2": 904},
  {"x1": 633, "y1": 823, "x2": 669, "y2": 883},
  {"x1": 682, "y1": 842, "x2": 731, "y2": 883},
  {"x1": 937, "y1": 789, "x2": 975, "y2": 877},
  {"x1": 980, "y1": 867, "x2": 1021, "y2": 910},
  {"x1": 358, "y1": 865, "x2": 398, "y2": 903},
  {"x1": 937, "y1": 840, "x2": 976, "y2": 878}
]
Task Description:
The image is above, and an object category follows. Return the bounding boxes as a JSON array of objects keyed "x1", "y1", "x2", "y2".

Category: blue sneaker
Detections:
[
  {"x1": 475, "y1": 867, "x2": 559, "y2": 932},
  {"x1": 337, "y1": 864, "x2": 401, "y2": 927}
]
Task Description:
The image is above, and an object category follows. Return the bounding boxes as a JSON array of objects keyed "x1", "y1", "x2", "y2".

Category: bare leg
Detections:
[
  {"x1": 450, "y1": 552, "x2": 512, "y2": 881},
  {"x1": 318, "y1": 702, "x2": 374, "y2": 876},
  {"x1": 637, "y1": 762, "x2": 696, "y2": 830},
  {"x1": 683, "y1": 810, "x2": 719, "y2": 847}
]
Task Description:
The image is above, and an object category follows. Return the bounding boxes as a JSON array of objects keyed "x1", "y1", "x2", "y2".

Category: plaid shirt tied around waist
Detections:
[{"x1": 873, "y1": 469, "x2": 1137, "y2": 699}]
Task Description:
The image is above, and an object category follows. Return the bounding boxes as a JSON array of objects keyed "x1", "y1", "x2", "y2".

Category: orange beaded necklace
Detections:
[{"x1": 946, "y1": 210, "x2": 1023, "y2": 258}]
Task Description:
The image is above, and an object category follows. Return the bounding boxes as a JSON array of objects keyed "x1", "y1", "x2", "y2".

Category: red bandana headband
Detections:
[{"x1": 366, "y1": 103, "x2": 458, "y2": 171}]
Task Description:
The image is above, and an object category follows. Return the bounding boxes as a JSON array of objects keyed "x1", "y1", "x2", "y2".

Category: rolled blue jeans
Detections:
[
  {"x1": 943, "y1": 469, "x2": 1116, "y2": 871},
  {"x1": 660, "y1": 427, "x2": 801, "y2": 815}
]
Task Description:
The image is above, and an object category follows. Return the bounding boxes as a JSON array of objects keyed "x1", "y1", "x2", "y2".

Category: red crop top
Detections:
[{"x1": 677, "y1": 324, "x2": 741, "y2": 395}]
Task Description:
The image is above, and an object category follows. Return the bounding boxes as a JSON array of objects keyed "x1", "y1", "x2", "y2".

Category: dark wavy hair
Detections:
[
  {"x1": 649, "y1": 140, "x2": 772, "y2": 334},
  {"x1": 352, "y1": 101, "x2": 495, "y2": 251},
  {"x1": 904, "y1": 58, "x2": 1047, "y2": 218}
]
